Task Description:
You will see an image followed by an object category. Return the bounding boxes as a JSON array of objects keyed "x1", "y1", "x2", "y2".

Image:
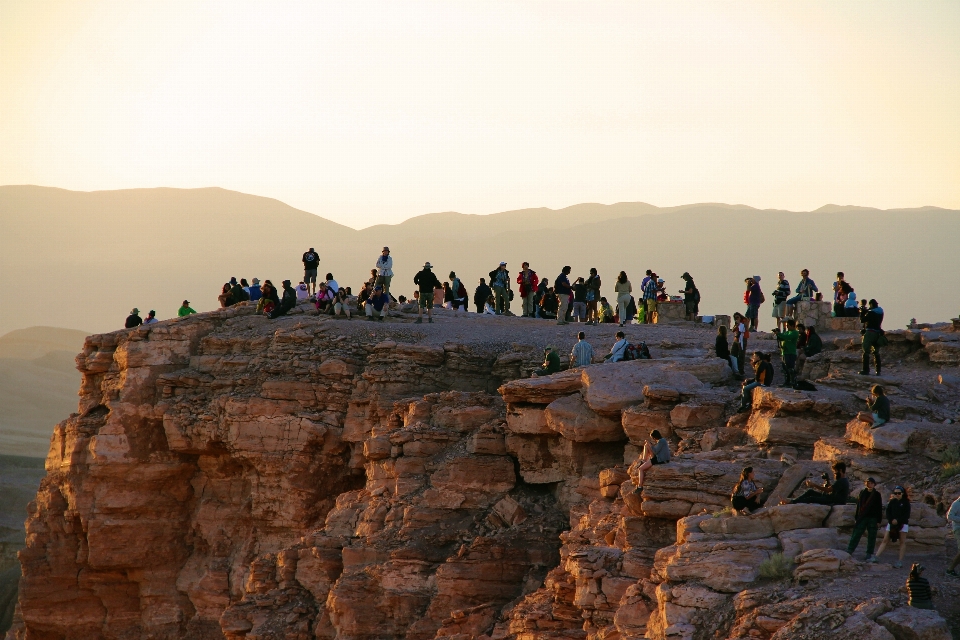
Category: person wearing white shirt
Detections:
[
  {"x1": 325, "y1": 273, "x2": 339, "y2": 294},
  {"x1": 375, "y1": 247, "x2": 394, "y2": 296},
  {"x1": 605, "y1": 331, "x2": 628, "y2": 362}
]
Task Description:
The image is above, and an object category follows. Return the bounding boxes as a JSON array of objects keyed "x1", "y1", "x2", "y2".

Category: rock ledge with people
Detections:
[{"x1": 7, "y1": 264, "x2": 960, "y2": 640}]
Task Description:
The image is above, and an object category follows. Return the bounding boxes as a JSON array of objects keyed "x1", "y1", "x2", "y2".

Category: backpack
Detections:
[
  {"x1": 693, "y1": 288, "x2": 701, "y2": 304},
  {"x1": 622, "y1": 342, "x2": 651, "y2": 361},
  {"x1": 454, "y1": 278, "x2": 467, "y2": 299},
  {"x1": 793, "y1": 380, "x2": 817, "y2": 391},
  {"x1": 638, "y1": 341, "x2": 651, "y2": 359}
]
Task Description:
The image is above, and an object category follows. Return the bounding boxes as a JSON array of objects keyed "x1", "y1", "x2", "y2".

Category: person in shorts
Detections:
[
  {"x1": 772, "y1": 271, "x2": 790, "y2": 331},
  {"x1": 302, "y1": 247, "x2": 320, "y2": 295}
]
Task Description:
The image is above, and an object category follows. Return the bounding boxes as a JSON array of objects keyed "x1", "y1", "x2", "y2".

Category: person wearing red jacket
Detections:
[{"x1": 517, "y1": 262, "x2": 540, "y2": 318}]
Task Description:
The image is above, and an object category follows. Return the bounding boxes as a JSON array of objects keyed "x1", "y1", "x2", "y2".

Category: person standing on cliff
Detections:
[
  {"x1": 178, "y1": 300, "x2": 196, "y2": 317},
  {"x1": 744, "y1": 276, "x2": 763, "y2": 332},
  {"x1": 414, "y1": 262, "x2": 442, "y2": 324},
  {"x1": 302, "y1": 247, "x2": 320, "y2": 295},
  {"x1": 375, "y1": 247, "x2": 393, "y2": 296},
  {"x1": 489, "y1": 262, "x2": 511, "y2": 314},
  {"x1": 641, "y1": 273, "x2": 658, "y2": 325},
  {"x1": 680, "y1": 272, "x2": 699, "y2": 321},
  {"x1": 555, "y1": 266, "x2": 573, "y2": 325},
  {"x1": 847, "y1": 477, "x2": 883, "y2": 562},
  {"x1": 517, "y1": 262, "x2": 540, "y2": 318},
  {"x1": 585, "y1": 268, "x2": 601, "y2": 325},
  {"x1": 125, "y1": 308, "x2": 143, "y2": 328},
  {"x1": 859, "y1": 299, "x2": 885, "y2": 376},
  {"x1": 772, "y1": 272, "x2": 790, "y2": 331}
]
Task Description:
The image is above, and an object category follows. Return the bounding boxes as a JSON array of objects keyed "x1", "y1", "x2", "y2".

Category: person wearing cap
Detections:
[
  {"x1": 413, "y1": 262, "x2": 442, "y2": 324},
  {"x1": 302, "y1": 247, "x2": 320, "y2": 295},
  {"x1": 531, "y1": 346, "x2": 561, "y2": 377},
  {"x1": 269, "y1": 280, "x2": 297, "y2": 319},
  {"x1": 489, "y1": 262, "x2": 511, "y2": 315},
  {"x1": 874, "y1": 486, "x2": 911, "y2": 568},
  {"x1": 125, "y1": 308, "x2": 143, "y2": 328},
  {"x1": 375, "y1": 247, "x2": 393, "y2": 296},
  {"x1": 365, "y1": 285, "x2": 389, "y2": 321},
  {"x1": 907, "y1": 564, "x2": 933, "y2": 609},
  {"x1": 142, "y1": 310, "x2": 158, "y2": 325},
  {"x1": 178, "y1": 300, "x2": 197, "y2": 317},
  {"x1": 847, "y1": 476, "x2": 884, "y2": 562},
  {"x1": 517, "y1": 262, "x2": 540, "y2": 318},
  {"x1": 569, "y1": 332, "x2": 594, "y2": 368},
  {"x1": 248, "y1": 278, "x2": 262, "y2": 302},
  {"x1": 679, "y1": 272, "x2": 699, "y2": 321}
]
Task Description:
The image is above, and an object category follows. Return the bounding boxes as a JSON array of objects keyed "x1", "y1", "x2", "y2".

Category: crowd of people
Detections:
[{"x1": 119, "y1": 248, "x2": 958, "y2": 588}]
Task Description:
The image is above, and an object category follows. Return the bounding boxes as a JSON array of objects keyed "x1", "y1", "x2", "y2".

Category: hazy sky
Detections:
[{"x1": 2, "y1": 1, "x2": 958, "y2": 228}]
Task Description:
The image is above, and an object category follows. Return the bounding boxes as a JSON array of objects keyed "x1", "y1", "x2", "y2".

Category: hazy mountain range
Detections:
[
  {"x1": 2, "y1": 185, "x2": 958, "y2": 338},
  {"x1": 0, "y1": 326, "x2": 87, "y2": 457}
]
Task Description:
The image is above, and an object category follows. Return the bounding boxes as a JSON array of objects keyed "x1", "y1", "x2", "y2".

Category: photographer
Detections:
[{"x1": 781, "y1": 461, "x2": 850, "y2": 506}]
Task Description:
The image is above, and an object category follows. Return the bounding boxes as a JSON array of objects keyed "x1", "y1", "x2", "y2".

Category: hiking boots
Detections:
[{"x1": 415, "y1": 318, "x2": 422, "y2": 324}]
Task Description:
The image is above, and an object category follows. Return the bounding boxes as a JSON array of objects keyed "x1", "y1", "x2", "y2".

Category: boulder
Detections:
[
  {"x1": 505, "y1": 404, "x2": 551, "y2": 435},
  {"x1": 622, "y1": 407, "x2": 672, "y2": 442},
  {"x1": 747, "y1": 414, "x2": 843, "y2": 446},
  {"x1": 670, "y1": 403, "x2": 724, "y2": 429},
  {"x1": 653, "y1": 538, "x2": 780, "y2": 593},
  {"x1": 582, "y1": 363, "x2": 703, "y2": 416},
  {"x1": 778, "y1": 528, "x2": 839, "y2": 560},
  {"x1": 766, "y1": 504, "x2": 831, "y2": 533},
  {"x1": 877, "y1": 607, "x2": 952, "y2": 640},
  {"x1": 845, "y1": 420, "x2": 960, "y2": 461},
  {"x1": 793, "y1": 548, "x2": 852, "y2": 580},
  {"x1": 544, "y1": 394, "x2": 625, "y2": 442},
  {"x1": 498, "y1": 369, "x2": 583, "y2": 404}
]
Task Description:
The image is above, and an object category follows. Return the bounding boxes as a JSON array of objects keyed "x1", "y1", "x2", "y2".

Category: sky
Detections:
[{"x1": 2, "y1": 1, "x2": 959, "y2": 229}]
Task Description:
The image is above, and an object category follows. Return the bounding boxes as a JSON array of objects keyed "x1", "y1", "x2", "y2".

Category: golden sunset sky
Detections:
[{"x1": 2, "y1": 1, "x2": 958, "y2": 228}]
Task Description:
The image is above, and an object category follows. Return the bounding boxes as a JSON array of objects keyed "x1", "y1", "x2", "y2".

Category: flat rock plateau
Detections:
[{"x1": 5, "y1": 302, "x2": 960, "y2": 640}]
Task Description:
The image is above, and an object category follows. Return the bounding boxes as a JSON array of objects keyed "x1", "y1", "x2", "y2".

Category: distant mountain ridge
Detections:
[{"x1": 2, "y1": 185, "x2": 958, "y2": 336}]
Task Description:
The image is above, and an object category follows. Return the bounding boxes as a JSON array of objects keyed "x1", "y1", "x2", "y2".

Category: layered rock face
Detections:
[{"x1": 10, "y1": 308, "x2": 960, "y2": 640}]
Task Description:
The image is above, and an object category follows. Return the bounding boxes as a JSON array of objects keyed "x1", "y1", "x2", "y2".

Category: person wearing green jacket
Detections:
[
  {"x1": 532, "y1": 346, "x2": 561, "y2": 377},
  {"x1": 178, "y1": 300, "x2": 197, "y2": 317},
  {"x1": 773, "y1": 319, "x2": 800, "y2": 387}
]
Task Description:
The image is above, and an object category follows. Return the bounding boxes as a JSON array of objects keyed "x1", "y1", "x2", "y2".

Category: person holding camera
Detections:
[
  {"x1": 772, "y1": 319, "x2": 800, "y2": 387},
  {"x1": 781, "y1": 461, "x2": 850, "y2": 506}
]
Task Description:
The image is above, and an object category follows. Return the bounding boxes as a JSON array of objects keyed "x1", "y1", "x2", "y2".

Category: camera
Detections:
[{"x1": 820, "y1": 473, "x2": 829, "y2": 481}]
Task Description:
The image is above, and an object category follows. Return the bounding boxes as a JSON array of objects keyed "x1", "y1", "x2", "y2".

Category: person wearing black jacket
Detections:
[
  {"x1": 474, "y1": 278, "x2": 492, "y2": 315},
  {"x1": 125, "y1": 308, "x2": 143, "y2": 328},
  {"x1": 737, "y1": 352, "x2": 774, "y2": 412},
  {"x1": 414, "y1": 262, "x2": 442, "y2": 324},
  {"x1": 874, "y1": 486, "x2": 911, "y2": 567},
  {"x1": 847, "y1": 477, "x2": 884, "y2": 561},
  {"x1": 230, "y1": 280, "x2": 250, "y2": 304},
  {"x1": 859, "y1": 299, "x2": 885, "y2": 375},
  {"x1": 269, "y1": 280, "x2": 297, "y2": 319},
  {"x1": 803, "y1": 326, "x2": 823, "y2": 357}
]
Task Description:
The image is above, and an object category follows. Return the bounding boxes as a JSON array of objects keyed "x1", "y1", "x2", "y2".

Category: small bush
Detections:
[
  {"x1": 940, "y1": 445, "x2": 960, "y2": 480},
  {"x1": 758, "y1": 552, "x2": 792, "y2": 580},
  {"x1": 713, "y1": 506, "x2": 735, "y2": 518}
]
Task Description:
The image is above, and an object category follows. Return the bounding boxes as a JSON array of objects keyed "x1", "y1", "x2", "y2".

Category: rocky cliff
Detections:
[{"x1": 8, "y1": 305, "x2": 960, "y2": 639}]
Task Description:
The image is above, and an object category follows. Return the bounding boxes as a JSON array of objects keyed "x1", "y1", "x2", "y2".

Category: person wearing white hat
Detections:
[
  {"x1": 125, "y1": 308, "x2": 142, "y2": 328},
  {"x1": 375, "y1": 247, "x2": 393, "y2": 296},
  {"x1": 413, "y1": 262, "x2": 442, "y2": 324}
]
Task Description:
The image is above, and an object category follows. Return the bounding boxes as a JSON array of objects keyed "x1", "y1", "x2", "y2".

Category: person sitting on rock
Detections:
[
  {"x1": 844, "y1": 290, "x2": 859, "y2": 316},
  {"x1": 782, "y1": 461, "x2": 850, "y2": 506},
  {"x1": 846, "y1": 476, "x2": 883, "y2": 562},
  {"x1": 142, "y1": 310, "x2": 158, "y2": 325},
  {"x1": 218, "y1": 283, "x2": 234, "y2": 308},
  {"x1": 483, "y1": 295, "x2": 497, "y2": 315},
  {"x1": 803, "y1": 325, "x2": 822, "y2": 357},
  {"x1": 598, "y1": 297, "x2": 614, "y2": 323},
  {"x1": 907, "y1": 564, "x2": 934, "y2": 609},
  {"x1": 178, "y1": 300, "x2": 196, "y2": 317},
  {"x1": 874, "y1": 486, "x2": 910, "y2": 568},
  {"x1": 731, "y1": 466, "x2": 764, "y2": 515},
  {"x1": 605, "y1": 331, "x2": 628, "y2": 363},
  {"x1": 737, "y1": 352, "x2": 773, "y2": 412},
  {"x1": 531, "y1": 346, "x2": 561, "y2": 377},
  {"x1": 296, "y1": 281, "x2": 310, "y2": 302},
  {"x1": 332, "y1": 288, "x2": 352, "y2": 319},
  {"x1": 865, "y1": 385, "x2": 890, "y2": 428},
  {"x1": 268, "y1": 280, "x2": 297, "y2": 319},
  {"x1": 315, "y1": 282, "x2": 335, "y2": 313},
  {"x1": 634, "y1": 429, "x2": 671, "y2": 489},
  {"x1": 715, "y1": 325, "x2": 733, "y2": 371},
  {"x1": 365, "y1": 285, "x2": 389, "y2": 321},
  {"x1": 125, "y1": 307, "x2": 143, "y2": 327},
  {"x1": 570, "y1": 332, "x2": 594, "y2": 368},
  {"x1": 538, "y1": 287, "x2": 559, "y2": 320}
]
